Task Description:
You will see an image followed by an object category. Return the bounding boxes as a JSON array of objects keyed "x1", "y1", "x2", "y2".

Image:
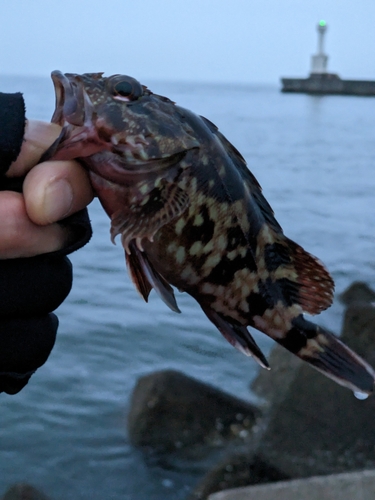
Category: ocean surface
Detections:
[{"x1": 0, "y1": 75, "x2": 374, "y2": 499}]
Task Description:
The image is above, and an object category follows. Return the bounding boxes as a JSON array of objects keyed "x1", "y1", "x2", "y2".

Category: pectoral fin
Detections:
[{"x1": 110, "y1": 182, "x2": 189, "y2": 253}]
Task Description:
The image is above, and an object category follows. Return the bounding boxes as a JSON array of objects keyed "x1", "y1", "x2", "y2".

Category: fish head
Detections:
[{"x1": 46, "y1": 70, "x2": 200, "y2": 180}]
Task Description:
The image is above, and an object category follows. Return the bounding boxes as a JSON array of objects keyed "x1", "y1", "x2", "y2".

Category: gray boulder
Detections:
[
  {"x1": 189, "y1": 453, "x2": 289, "y2": 500},
  {"x1": 127, "y1": 369, "x2": 260, "y2": 453},
  {"x1": 339, "y1": 281, "x2": 375, "y2": 306},
  {"x1": 2, "y1": 484, "x2": 50, "y2": 500},
  {"x1": 207, "y1": 469, "x2": 375, "y2": 500},
  {"x1": 341, "y1": 301, "x2": 375, "y2": 362}
]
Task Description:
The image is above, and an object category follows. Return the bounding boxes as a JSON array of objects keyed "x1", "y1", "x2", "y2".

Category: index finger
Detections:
[{"x1": 7, "y1": 120, "x2": 62, "y2": 177}]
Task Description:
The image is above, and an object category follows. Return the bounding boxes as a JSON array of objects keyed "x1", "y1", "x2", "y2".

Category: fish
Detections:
[{"x1": 44, "y1": 70, "x2": 375, "y2": 395}]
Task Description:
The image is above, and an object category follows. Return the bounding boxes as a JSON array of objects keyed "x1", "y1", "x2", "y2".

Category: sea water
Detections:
[{"x1": 0, "y1": 75, "x2": 374, "y2": 499}]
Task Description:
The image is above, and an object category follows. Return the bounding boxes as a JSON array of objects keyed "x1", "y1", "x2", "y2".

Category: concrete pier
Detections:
[{"x1": 208, "y1": 469, "x2": 375, "y2": 500}]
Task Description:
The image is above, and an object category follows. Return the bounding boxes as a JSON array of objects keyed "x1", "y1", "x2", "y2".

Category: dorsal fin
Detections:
[{"x1": 203, "y1": 120, "x2": 283, "y2": 235}]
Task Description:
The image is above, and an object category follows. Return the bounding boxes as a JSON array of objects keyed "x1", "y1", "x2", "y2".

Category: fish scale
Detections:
[{"x1": 43, "y1": 70, "x2": 375, "y2": 395}]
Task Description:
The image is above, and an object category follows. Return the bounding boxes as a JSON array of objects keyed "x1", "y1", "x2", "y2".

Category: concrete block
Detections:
[
  {"x1": 128, "y1": 369, "x2": 259, "y2": 452},
  {"x1": 208, "y1": 469, "x2": 375, "y2": 500}
]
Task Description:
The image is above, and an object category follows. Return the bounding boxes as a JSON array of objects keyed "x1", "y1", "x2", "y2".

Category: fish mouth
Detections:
[
  {"x1": 51, "y1": 70, "x2": 93, "y2": 127},
  {"x1": 41, "y1": 70, "x2": 111, "y2": 163}
]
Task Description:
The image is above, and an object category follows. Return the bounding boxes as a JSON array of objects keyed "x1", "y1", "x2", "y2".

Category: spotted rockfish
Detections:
[{"x1": 44, "y1": 70, "x2": 375, "y2": 395}]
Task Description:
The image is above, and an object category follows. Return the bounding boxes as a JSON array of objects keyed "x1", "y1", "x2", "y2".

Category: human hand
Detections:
[
  {"x1": 0, "y1": 117, "x2": 93, "y2": 394},
  {"x1": 0, "y1": 120, "x2": 94, "y2": 259}
]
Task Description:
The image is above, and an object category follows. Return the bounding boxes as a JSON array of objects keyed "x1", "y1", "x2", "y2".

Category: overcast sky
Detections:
[{"x1": 1, "y1": 0, "x2": 375, "y2": 84}]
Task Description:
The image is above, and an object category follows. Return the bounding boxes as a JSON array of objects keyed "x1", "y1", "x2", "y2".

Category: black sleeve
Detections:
[
  {"x1": 0, "y1": 92, "x2": 26, "y2": 173},
  {"x1": 0, "y1": 92, "x2": 92, "y2": 394}
]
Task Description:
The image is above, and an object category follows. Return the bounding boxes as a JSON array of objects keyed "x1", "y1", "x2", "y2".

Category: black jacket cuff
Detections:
[{"x1": 0, "y1": 92, "x2": 26, "y2": 174}]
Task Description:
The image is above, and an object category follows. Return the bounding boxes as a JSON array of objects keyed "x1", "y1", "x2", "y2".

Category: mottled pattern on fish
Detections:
[{"x1": 45, "y1": 71, "x2": 375, "y2": 395}]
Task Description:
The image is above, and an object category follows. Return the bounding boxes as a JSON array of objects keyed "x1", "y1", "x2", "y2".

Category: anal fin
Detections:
[
  {"x1": 126, "y1": 242, "x2": 181, "y2": 313},
  {"x1": 201, "y1": 306, "x2": 269, "y2": 369}
]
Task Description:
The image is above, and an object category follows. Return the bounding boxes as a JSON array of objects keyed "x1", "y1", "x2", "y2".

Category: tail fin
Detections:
[{"x1": 277, "y1": 315, "x2": 375, "y2": 395}]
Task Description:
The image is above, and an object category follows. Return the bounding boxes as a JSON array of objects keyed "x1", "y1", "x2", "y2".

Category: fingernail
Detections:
[{"x1": 44, "y1": 179, "x2": 73, "y2": 222}]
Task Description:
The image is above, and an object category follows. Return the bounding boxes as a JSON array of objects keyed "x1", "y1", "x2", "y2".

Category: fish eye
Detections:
[
  {"x1": 114, "y1": 81, "x2": 133, "y2": 97},
  {"x1": 111, "y1": 76, "x2": 143, "y2": 101}
]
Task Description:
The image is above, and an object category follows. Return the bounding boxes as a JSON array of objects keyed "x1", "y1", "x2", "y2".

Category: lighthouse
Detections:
[
  {"x1": 311, "y1": 20, "x2": 328, "y2": 74},
  {"x1": 281, "y1": 21, "x2": 375, "y2": 95}
]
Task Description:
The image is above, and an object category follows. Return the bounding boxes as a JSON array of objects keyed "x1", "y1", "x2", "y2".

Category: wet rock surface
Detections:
[
  {"x1": 189, "y1": 453, "x2": 290, "y2": 500},
  {"x1": 341, "y1": 301, "x2": 375, "y2": 362},
  {"x1": 208, "y1": 469, "x2": 375, "y2": 500},
  {"x1": 127, "y1": 369, "x2": 260, "y2": 453},
  {"x1": 339, "y1": 281, "x2": 375, "y2": 306},
  {"x1": 1, "y1": 484, "x2": 50, "y2": 500}
]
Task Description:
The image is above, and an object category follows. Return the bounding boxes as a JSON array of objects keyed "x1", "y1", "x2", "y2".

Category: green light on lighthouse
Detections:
[{"x1": 319, "y1": 20, "x2": 326, "y2": 27}]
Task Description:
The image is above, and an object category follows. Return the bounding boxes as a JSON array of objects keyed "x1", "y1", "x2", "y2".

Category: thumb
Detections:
[{"x1": 23, "y1": 160, "x2": 94, "y2": 225}]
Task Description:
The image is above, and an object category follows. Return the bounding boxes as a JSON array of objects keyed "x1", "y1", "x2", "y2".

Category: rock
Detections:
[
  {"x1": 207, "y1": 469, "x2": 375, "y2": 500},
  {"x1": 341, "y1": 301, "x2": 375, "y2": 363},
  {"x1": 189, "y1": 453, "x2": 290, "y2": 500},
  {"x1": 189, "y1": 346, "x2": 302, "y2": 499},
  {"x1": 127, "y1": 369, "x2": 260, "y2": 453},
  {"x1": 339, "y1": 281, "x2": 375, "y2": 306},
  {"x1": 2, "y1": 484, "x2": 50, "y2": 500},
  {"x1": 251, "y1": 342, "x2": 302, "y2": 409}
]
